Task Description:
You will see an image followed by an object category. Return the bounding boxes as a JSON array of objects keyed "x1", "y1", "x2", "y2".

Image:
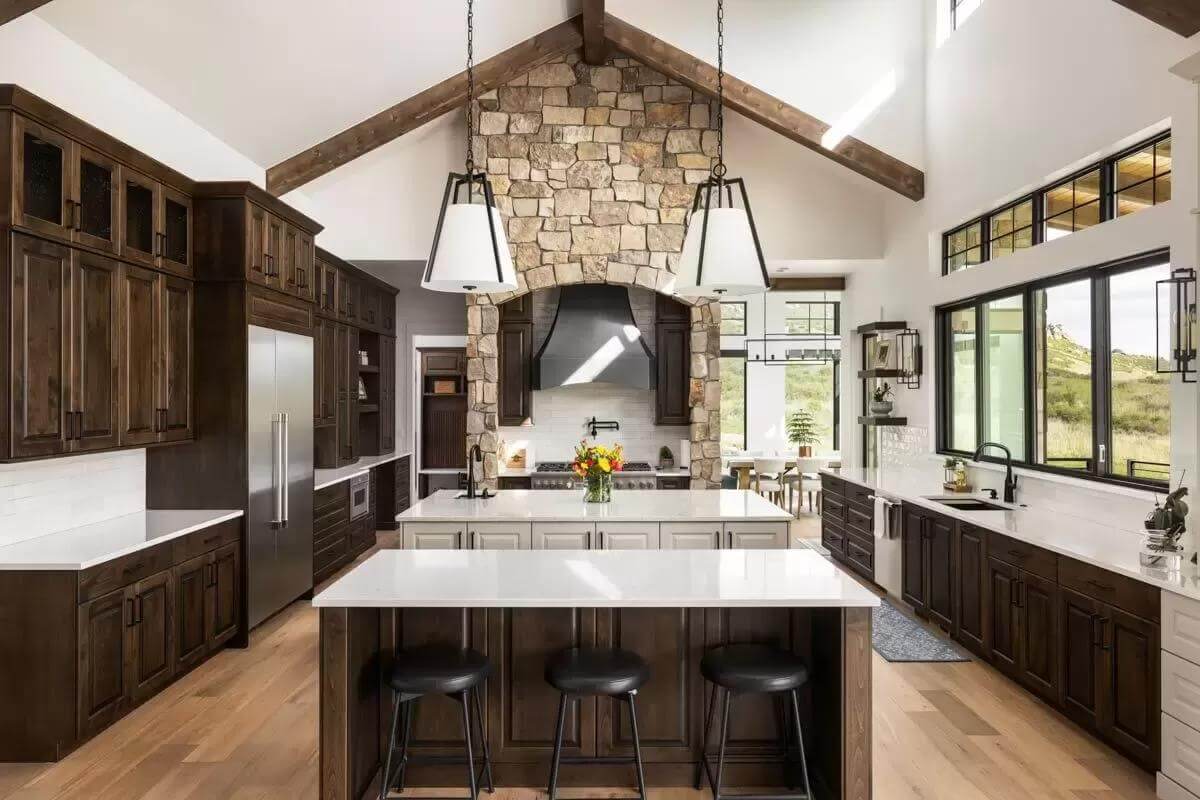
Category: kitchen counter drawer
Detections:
[
  {"x1": 820, "y1": 474, "x2": 845, "y2": 497},
  {"x1": 314, "y1": 537, "x2": 349, "y2": 579},
  {"x1": 171, "y1": 519, "x2": 241, "y2": 565},
  {"x1": 988, "y1": 531, "x2": 1057, "y2": 581},
  {"x1": 821, "y1": 520, "x2": 846, "y2": 557},
  {"x1": 1060, "y1": 556, "x2": 1159, "y2": 623},
  {"x1": 78, "y1": 542, "x2": 173, "y2": 603},
  {"x1": 1163, "y1": 712, "x2": 1200, "y2": 797},
  {"x1": 821, "y1": 492, "x2": 847, "y2": 524},
  {"x1": 1164, "y1": 591, "x2": 1200, "y2": 665},
  {"x1": 846, "y1": 502, "x2": 873, "y2": 537},
  {"x1": 844, "y1": 535, "x2": 874, "y2": 580},
  {"x1": 1164, "y1": 650, "x2": 1200, "y2": 733},
  {"x1": 315, "y1": 481, "x2": 349, "y2": 514},
  {"x1": 315, "y1": 523, "x2": 348, "y2": 553},
  {"x1": 845, "y1": 481, "x2": 874, "y2": 511}
]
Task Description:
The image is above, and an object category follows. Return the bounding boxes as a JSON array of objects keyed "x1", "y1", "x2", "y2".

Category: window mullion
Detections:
[
  {"x1": 974, "y1": 302, "x2": 985, "y2": 452},
  {"x1": 1092, "y1": 274, "x2": 1112, "y2": 476},
  {"x1": 1023, "y1": 286, "x2": 1036, "y2": 467}
]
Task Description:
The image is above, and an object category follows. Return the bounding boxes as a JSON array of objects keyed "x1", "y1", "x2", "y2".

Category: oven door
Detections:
[{"x1": 350, "y1": 477, "x2": 370, "y2": 519}]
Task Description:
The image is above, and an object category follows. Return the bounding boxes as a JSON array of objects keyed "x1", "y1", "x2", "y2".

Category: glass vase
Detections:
[{"x1": 584, "y1": 473, "x2": 613, "y2": 503}]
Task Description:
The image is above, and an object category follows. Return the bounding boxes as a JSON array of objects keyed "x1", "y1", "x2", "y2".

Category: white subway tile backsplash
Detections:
[{"x1": 0, "y1": 450, "x2": 145, "y2": 546}]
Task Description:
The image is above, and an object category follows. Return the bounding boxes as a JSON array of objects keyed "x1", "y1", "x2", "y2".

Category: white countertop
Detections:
[
  {"x1": 397, "y1": 489, "x2": 793, "y2": 523},
  {"x1": 314, "y1": 451, "x2": 411, "y2": 490},
  {"x1": 824, "y1": 466, "x2": 1200, "y2": 602},
  {"x1": 498, "y1": 468, "x2": 690, "y2": 478},
  {"x1": 312, "y1": 548, "x2": 880, "y2": 608},
  {"x1": 0, "y1": 509, "x2": 244, "y2": 570}
]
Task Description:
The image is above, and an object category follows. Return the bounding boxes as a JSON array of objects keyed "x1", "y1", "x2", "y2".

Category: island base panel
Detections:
[{"x1": 319, "y1": 606, "x2": 871, "y2": 800}]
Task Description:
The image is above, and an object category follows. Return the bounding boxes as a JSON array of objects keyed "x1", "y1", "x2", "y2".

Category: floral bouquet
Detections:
[{"x1": 572, "y1": 441, "x2": 624, "y2": 502}]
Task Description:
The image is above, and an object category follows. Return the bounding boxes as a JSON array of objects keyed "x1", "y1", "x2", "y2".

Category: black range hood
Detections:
[{"x1": 534, "y1": 285, "x2": 653, "y2": 390}]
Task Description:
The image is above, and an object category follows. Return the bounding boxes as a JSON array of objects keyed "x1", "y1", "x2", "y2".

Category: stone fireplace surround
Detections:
[{"x1": 463, "y1": 50, "x2": 723, "y2": 489}]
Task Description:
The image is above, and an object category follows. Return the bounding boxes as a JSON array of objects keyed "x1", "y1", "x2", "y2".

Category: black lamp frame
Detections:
[
  {"x1": 688, "y1": 175, "x2": 770, "y2": 294},
  {"x1": 1156, "y1": 266, "x2": 1197, "y2": 383},
  {"x1": 424, "y1": 170, "x2": 506, "y2": 291},
  {"x1": 896, "y1": 328, "x2": 922, "y2": 388}
]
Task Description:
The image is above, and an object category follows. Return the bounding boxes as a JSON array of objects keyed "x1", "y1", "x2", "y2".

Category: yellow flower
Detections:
[{"x1": 599, "y1": 457, "x2": 611, "y2": 472}]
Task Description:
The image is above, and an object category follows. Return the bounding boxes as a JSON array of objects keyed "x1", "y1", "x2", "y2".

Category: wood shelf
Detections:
[
  {"x1": 857, "y1": 416, "x2": 908, "y2": 426},
  {"x1": 855, "y1": 320, "x2": 909, "y2": 334},
  {"x1": 358, "y1": 364, "x2": 379, "y2": 373},
  {"x1": 359, "y1": 404, "x2": 379, "y2": 413},
  {"x1": 423, "y1": 391, "x2": 467, "y2": 397},
  {"x1": 857, "y1": 368, "x2": 905, "y2": 379}
]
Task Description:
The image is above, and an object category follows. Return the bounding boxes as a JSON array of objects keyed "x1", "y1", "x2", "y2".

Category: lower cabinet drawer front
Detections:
[
  {"x1": 79, "y1": 543, "x2": 173, "y2": 603},
  {"x1": 314, "y1": 524, "x2": 348, "y2": 553},
  {"x1": 724, "y1": 522, "x2": 788, "y2": 549},
  {"x1": 845, "y1": 536, "x2": 874, "y2": 577},
  {"x1": 821, "y1": 523, "x2": 846, "y2": 557},
  {"x1": 1160, "y1": 772, "x2": 1200, "y2": 800},
  {"x1": 532, "y1": 522, "x2": 595, "y2": 550},
  {"x1": 845, "y1": 481, "x2": 874, "y2": 510},
  {"x1": 402, "y1": 522, "x2": 465, "y2": 550},
  {"x1": 315, "y1": 537, "x2": 349, "y2": 575},
  {"x1": 315, "y1": 483, "x2": 349, "y2": 514},
  {"x1": 315, "y1": 504, "x2": 348, "y2": 534},
  {"x1": 1164, "y1": 651, "x2": 1200, "y2": 732},
  {"x1": 1165, "y1": 591, "x2": 1200, "y2": 665},
  {"x1": 467, "y1": 522, "x2": 532, "y2": 550},
  {"x1": 1059, "y1": 556, "x2": 1159, "y2": 623},
  {"x1": 845, "y1": 503, "x2": 873, "y2": 537},
  {"x1": 820, "y1": 474, "x2": 844, "y2": 496},
  {"x1": 661, "y1": 522, "x2": 721, "y2": 550},
  {"x1": 597, "y1": 523, "x2": 660, "y2": 550},
  {"x1": 171, "y1": 519, "x2": 241, "y2": 564},
  {"x1": 1163, "y1": 713, "x2": 1200, "y2": 796},
  {"x1": 822, "y1": 493, "x2": 847, "y2": 524},
  {"x1": 988, "y1": 532, "x2": 1057, "y2": 581}
]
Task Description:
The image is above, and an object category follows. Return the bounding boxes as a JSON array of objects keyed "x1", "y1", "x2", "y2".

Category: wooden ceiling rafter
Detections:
[
  {"x1": 602, "y1": 14, "x2": 924, "y2": 201},
  {"x1": 0, "y1": 0, "x2": 53, "y2": 27},
  {"x1": 1112, "y1": 0, "x2": 1200, "y2": 36},
  {"x1": 265, "y1": 17, "x2": 584, "y2": 196},
  {"x1": 581, "y1": 0, "x2": 607, "y2": 65}
]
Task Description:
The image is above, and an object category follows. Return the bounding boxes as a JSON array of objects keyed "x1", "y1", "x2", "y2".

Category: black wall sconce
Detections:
[{"x1": 1157, "y1": 267, "x2": 1197, "y2": 383}]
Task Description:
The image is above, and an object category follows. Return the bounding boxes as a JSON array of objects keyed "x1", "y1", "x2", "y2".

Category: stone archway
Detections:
[{"x1": 462, "y1": 49, "x2": 725, "y2": 490}]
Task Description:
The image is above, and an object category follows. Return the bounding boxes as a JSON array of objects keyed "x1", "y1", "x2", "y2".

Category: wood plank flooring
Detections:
[{"x1": 0, "y1": 519, "x2": 1156, "y2": 800}]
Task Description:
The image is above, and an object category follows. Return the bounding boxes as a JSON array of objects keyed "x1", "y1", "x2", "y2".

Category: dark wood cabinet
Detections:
[
  {"x1": 901, "y1": 505, "x2": 927, "y2": 611},
  {"x1": 72, "y1": 250, "x2": 121, "y2": 452},
  {"x1": 210, "y1": 542, "x2": 241, "y2": 649},
  {"x1": 159, "y1": 275, "x2": 193, "y2": 442},
  {"x1": 954, "y1": 523, "x2": 988, "y2": 656},
  {"x1": 281, "y1": 222, "x2": 314, "y2": 302},
  {"x1": 380, "y1": 336, "x2": 396, "y2": 453},
  {"x1": 901, "y1": 504, "x2": 955, "y2": 629},
  {"x1": 655, "y1": 295, "x2": 690, "y2": 424},
  {"x1": 317, "y1": 257, "x2": 338, "y2": 316},
  {"x1": 986, "y1": 555, "x2": 1020, "y2": 677},
  {"x1": 1017, "y1": 570, "x2": 1059, "y2": 702},
  {"x1": 314, "y1": 316, "x2": 338, "y2": 428},
  {"x1": 128, "y1": 569, "x2": 175, "y2": 704},
  {"x1": 174, "y1": 554, "x2": 210, "y2": 673},
  {"x1": 72, "y1": 143, "x2": 120, "y2": 255},
  {"x1": 159, "y1": 185, "x2": 192, "y2": 276},
  {"x1": 12, "y1": 115, "x2": 73, "y2": 242},
  {"x1": 121, "y1": 167, "x2": 160, "y2": 270},
  {"x1": 498, "y1": 321, "x2": 532, "y2": 425},
  {"x1": 1060, "y1": 586, "x2": 1105, "y2": 731},
  {"x1": 77, "y1": 587, "x2": 132, "y2": 739}
]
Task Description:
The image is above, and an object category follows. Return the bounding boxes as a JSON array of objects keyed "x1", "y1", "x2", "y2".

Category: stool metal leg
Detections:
[
  {"x1": 695, "y1": 683, "x2": 717, "y2": 789},
  {"x1": 789, "y1": 689, "x2": 813, "y2": 800},
  {"x1": 711, "y1": 690, "x2": 732, "y2": 800},
  {"x1": 627, "y1": 691, "x2": 648, "y2": 800},
  {"x1": 547, "y1": 692, "x2": 568, "y2": 800},
  {"x1": 472, "y1": 686, "x2": 494, "y2": 793},
  {"x1": 460, "y1": 691, "x2": 478, "y2": 800},
  {"x1": 394, "y1": 698, "x2": 415, "y2": 793},
  {"x1": 380, "y1": 693, "x2": 402, "y2": 800}
]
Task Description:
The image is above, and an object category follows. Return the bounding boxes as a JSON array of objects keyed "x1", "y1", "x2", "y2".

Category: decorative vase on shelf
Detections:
[
  {"x1": 870, "y1": 400, "x2": 893, "y2": 416},
  {"x1": 584, "y1": 473, "x2": 613, "y2": 503}
]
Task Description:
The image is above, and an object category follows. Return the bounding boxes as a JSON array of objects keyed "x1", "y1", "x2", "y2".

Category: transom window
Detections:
[
  {"x1": 938, "y1": 250, "x2": 1172, "y2": 489},
  {"x1": 942, "y1": 132, "x2": 1171, "y2": 275},
  {"x1": 784, "y1": 302, "x2": 837, "y2": 335},
  {"x1": 719, "y1": 302, "x2": 746, "y2": 335}
]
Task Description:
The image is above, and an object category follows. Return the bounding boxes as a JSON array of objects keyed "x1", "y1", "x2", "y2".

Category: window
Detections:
[
  {"x1": 785, "y1": 361, "x2": 839, "y2": 454},
  {"x1": 784, "y1": 302, "x2": 837, "y2": 335},
  {"x1": 938, "y1": 250, "x2": 1172, "y2": 488},
  {"x1": 951, "y1": 0, "x2": 983, "y2": 29},
  {"x1": 941, "y1": 132, "x2": 1171, "y2": 274},
  {"x1": 1043, "y1": 168, "x2": 1101, "y2": 240},
  {"x1": 719, "y1": 353, "x2": 746, "y2": 453},
  {"x1": 944, "y1": 220, "x2": 984, "y2": 273},
  {"x1": 720, "y1": 302, "x2": 746, "y2": 335},
  {"x1": 1114, "y1": 135, "x2": 1172, "y2": 218}
]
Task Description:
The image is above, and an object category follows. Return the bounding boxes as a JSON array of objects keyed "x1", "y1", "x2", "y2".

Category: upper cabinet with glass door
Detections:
[{"x1": 122, "y1": 167, "x2": 192, "y2": 276}]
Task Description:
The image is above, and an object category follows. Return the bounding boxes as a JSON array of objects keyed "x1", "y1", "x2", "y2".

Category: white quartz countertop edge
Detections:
[
  {"x1": 0, "y1": 509, "x2": 245, "y2": 570},
  {"x1": 315, "y1": 451, "x2": 412, "y2": 490},
  {"x1": 821, "y1": 467, "x2": 1200, "y2": 602}
]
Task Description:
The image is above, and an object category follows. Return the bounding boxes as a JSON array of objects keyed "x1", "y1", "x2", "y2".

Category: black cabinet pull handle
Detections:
[
  {"x1": 1086, "y1": 578, "x2": 1116, "y2": 593},
  {"x1": 1091, "y1": 614, "x2": 1102, "y2": 649},
  {"x1": 123, "y1": 560, "x2": 145, "y2": 574},
  {"x1": 1098, "y1": 617, "x2": 1112, "y2": 651},
  {"x1": 1007, "y1": 549, "x2": 1025, "y2": 560},
  {"x1": 126, "y1": 598, "x2": 136, "y2": 627}
]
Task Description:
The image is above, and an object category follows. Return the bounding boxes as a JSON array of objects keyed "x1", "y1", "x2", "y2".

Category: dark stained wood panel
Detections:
[
  {"x1": 77, "y1": 587, "x2": 131, "y2": 739},
  {"x1": 266, "y1": 19, "x2": 585, "y2": 195},
  {"x1": 582, "y1": 0, "x2": 607, "y2": 64},
  {"x1": 0, "y1": 1, "x2": 55, "y2": 27},
  {"x1": 160, "y1": 275, "x2": 193, "y2": 442},
  {"x1": 498, "y1": 321, "x2": 532, "y2": 426},
  {"x1": 71, "y1": 250, "x2": 120, "y2": 452},
  {"x1": 603, "y1": 14, "x2": 924, "y2": 201},
  {"x1": 1113, "y1": 0, "x2": 1200, "y2": 35},
  {"x1": 118, "y1": 263, "x2": 161, "y2": 446}
]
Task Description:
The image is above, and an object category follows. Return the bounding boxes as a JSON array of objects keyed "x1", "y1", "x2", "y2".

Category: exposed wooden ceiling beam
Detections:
[
  {"x1": 266, "y1": 17, "x2": 584, "y2": 196},
  {"x1": 1112, "y1": 0, "x2": 1200, "y2": 36},
  {"x1": 770, "y1": 277, "x2": 845, "y2": 292},
  {"x1": 581, "y1": 0, "x2": 607, "y2": 65},
  {"x1": 603, "y1": 14, "x2": 924, "y2": 201},
  {"x1": 1, "y1": 0, "x2": 53, "y2": 26}
]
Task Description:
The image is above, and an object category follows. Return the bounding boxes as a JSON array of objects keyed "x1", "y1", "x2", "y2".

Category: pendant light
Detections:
[
  {"x1": 423, "y1": 0, "x2": 517, "y2": 293},
  {"x1": 675, "y1": 0, "x2": 769, "y2": 297}
]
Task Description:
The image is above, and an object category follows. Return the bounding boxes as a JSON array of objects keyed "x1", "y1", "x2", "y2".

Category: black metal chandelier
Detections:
[
  {"x1": 675, "y1": 0, "x2": 769, "y2": 298},
  {"x1": 423, "y1": 0, "x2": 517, "y2": 293}
]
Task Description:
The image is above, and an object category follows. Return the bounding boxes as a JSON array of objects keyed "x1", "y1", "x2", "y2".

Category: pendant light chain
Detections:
[
  {"x1": 465, "y1": 0, "x2": 476, "y2": 176},
  {"x1": 713, "y1": 0, "x2": 727, "y2": 183}
]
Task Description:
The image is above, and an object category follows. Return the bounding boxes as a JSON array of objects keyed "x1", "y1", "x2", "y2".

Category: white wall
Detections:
[
  {"x1": 0, "y1": 14, "x2": 263, "y2": 183},
  {"x1": 841, "y1": 0, "x2": 1199, "y2": 532}
]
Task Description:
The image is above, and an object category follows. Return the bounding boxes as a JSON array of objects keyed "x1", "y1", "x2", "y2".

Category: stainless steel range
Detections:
[{"x1": 530, "y1": 461, "x2": 658, "y2": 490}]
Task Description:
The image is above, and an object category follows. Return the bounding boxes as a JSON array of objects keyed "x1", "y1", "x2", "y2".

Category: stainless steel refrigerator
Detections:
[{"x1": 246, "y1": 325, "x2": 314, "y2": 629}]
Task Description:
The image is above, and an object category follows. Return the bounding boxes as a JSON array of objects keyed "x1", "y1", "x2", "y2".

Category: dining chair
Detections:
[{"x1": 752, "y1": 458, "x2": 788, "y2": 507}]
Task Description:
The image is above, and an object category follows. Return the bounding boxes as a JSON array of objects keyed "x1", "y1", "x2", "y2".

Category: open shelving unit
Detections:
[{"x1": 857, "y1": 320, "x2": 921, "y2": 467}]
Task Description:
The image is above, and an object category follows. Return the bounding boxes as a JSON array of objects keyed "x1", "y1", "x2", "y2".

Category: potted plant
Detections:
[
  {"x1": 659, "y1": 445, "x2": 674, "y2": 470},
  {"x1": 786, "y1": 410, "x2": 821, "y2": 457},
  {"x1": 870, "y1": 382, "x2": 894, "y2": 416},
  {"x1": 572, "y1": 441, "x2": 624, "y2": 503}
]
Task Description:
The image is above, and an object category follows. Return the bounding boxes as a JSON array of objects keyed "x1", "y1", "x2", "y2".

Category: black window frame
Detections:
[
  {"x1": 1110, "y1": 131, "x2": 1173, "y2": 220},
  {"x1": 936, "y1": 248, "x2": 1172, "y2": 491},
  {"x1": 941, "y1": 131, "x2": 1170, "y2": 275},
  {"x1": 719, "y1": 301, "x2": 747, "y2": 335},
  {"x1": 719, "y1": 349, "x2": 748, "y2": 453},
  {"x1": 950, "y1": 0, "x2": 980, "y2": 30},
  {"x1": 783, "y1": 300, "x2": 838, "y2": 335}
]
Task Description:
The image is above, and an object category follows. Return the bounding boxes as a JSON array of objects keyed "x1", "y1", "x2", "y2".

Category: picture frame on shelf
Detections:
[{"x1": 873, "y1": 339, "x2": 893, "y2": 369}]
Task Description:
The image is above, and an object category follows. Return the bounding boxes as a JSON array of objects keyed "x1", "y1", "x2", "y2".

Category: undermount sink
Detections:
[{"x1": 925, "y1": 496, "x2": 1008, "y2": 512}]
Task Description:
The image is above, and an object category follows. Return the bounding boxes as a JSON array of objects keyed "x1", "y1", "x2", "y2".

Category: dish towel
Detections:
[{"x1": 873, "y1": 495, "x2": 895, "y2": 540}]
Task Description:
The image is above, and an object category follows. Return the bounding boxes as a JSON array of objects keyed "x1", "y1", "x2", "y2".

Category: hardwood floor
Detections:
[{"x1": 0, "y1": 519, "x2": 1156, "y2": 800}]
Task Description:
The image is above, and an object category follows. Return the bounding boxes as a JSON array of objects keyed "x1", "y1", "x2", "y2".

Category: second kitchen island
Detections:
[{"x1": 316, "y1": 490, "x2": 877, "y2": 800}]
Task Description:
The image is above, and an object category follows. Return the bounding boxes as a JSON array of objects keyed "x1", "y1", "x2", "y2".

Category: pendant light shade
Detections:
[
  {"x1": 674, "y1": 0, "x2": 768, "y2": 298},
  {"x1": 423, "y1": 173, "x2": 516, "y2": 293},
  {"x1": 422, "y1": 0, "x2": 517, "y2": 294}
]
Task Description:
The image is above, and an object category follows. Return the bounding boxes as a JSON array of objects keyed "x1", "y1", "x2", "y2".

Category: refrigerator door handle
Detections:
[
  {"x1": 281, "y1": 411, "x2": 290, "y2": 527},
  {"x1": 271, "y1": 412, "x2": 285, "y2": 528}
]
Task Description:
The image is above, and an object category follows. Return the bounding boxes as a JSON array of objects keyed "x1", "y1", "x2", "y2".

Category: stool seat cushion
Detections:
[
  {"x1": 389, "y1": 645, "x2": 490, "y2": 695},
  {"x1": 700, "y1": 643, "x2": 809, "y2": 693},
  {"x1": 545, "y1": 648, "x2": 649, "y2": 696}
]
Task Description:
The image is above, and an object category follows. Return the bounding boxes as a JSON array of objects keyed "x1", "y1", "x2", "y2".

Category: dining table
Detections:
[{"x1": 726, "y1": 455, "x2": 835, "y2": 513}]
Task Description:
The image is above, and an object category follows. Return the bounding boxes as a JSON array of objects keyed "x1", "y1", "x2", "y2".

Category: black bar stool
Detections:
[
  {"x1": 544, "y1": 647, "x2": 650, "y2": 800},
  {"x1": 695, "y1": 643, "x2": 813, "y2": 800},
  {"x1": 380, "y1": 645, "x2": 494, "y2": 800}
]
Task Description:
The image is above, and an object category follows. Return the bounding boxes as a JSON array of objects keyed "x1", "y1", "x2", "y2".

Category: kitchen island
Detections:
[{"x1": 314, "y1": 490, "x2": 877, "y2": 800}]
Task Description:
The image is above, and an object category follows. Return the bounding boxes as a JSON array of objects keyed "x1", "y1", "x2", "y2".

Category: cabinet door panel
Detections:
[
  {"x1": 160, "y1": 185, "x2": 192, "y2": 276},
  {"x1": 13, "y1": 116, "x2": 72, "y2": 241},
  {"x1": 1059, "y1": 587, "x2": 1103, "y2": 731},
  {"x1": 159, "y1": 276, "x2": 193, "y2": 441},
  {"x1": 296, "y1": 230, "x2": 315, "y2": 302},
  {"x1": 597, "y1": 608, "x2": 701, "y2": 761},
  {"x1": 174, "y1": 554, "x2": 210, "y2": 673},
  {"x1": 954, "y1": 524, "x2": 987, "y2": 655},
  {"x1": 122, "y1": 168, "x2": 159, "y2": 268},
  {"x1": 1103, "y1": 606, "x2": 1158, "y2": 768},
  {"x1": 246, "y1": 204, "x2": 269, "y2": 286},
  {"x1": 598, "y1": 523, "x2": 660, "y2": 550},
  {"x1": 468, "y1": 522, "x2": 532, "y2": 550},
  {"x1": 10, "y1": 234, "x2": 72, "y2": 457},
  {"x1": 532, "y1": 523, "x2": 594, "y2": 550},
  {"x1": 498, "y1": 322, "x2": 532, "y2": 426},
  {"x1": 926, "y1": 513, "x2": 955, "y2": 630},
  {"x1": 901, "y1": 507, "x2": 926, "y2": 611},
  {"x1": 210, "y1": 541, "x2": 241, "y2": 649},
  {"x1": 380, "y1": 336, "x2": 395, "y2": 452},
  {"x1": 71, "y1": 251, "x2": 120, "y2": 451},
  {"x1": 77, "y1": 587, "x2": 131, "y2": 738},
  {"x1": 73, "y1": 144, "x2": 119, "y2": 254},
  {"x1": 662, "y1": 523, "x2": 721, "y2": 550},
  {"x1": 403, "y1": 522, "x2": 464, "y2": 550},
  {"x1": 281, "y1": 223, "x2": 300, "y2": 296},
  {"x1": 725, "y1": 523, "x2": 787, "y2": 550},
  {"x1": 265, "y1": 213, "x2": 284, "y2": 291},
  {"x1": 129, "y1": 570, "x2": 175, "y2": 704},
  {"x1": 987, "y1": 556, "x2": 1020, "y2": 677},
  {"x1": 1018, "y1": 570, "x2": 1058, "y2": 703},
  {"x1": 655, "y1": 322, "x2": 689, "y2": 424},
  {"x1": 119, "y1": 265, "x2": 161, "y2": 445}
]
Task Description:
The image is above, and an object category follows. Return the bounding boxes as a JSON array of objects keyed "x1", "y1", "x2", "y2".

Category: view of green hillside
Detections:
[
  {"x1": 719, "y1": 357, "x2": 835, "y2": 454},
  {"x1": 1042, "y1": 326, "x2": 1169, "y2": 479}
]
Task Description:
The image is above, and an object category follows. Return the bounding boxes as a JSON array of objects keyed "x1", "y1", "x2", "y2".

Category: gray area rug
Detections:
[{"x1": 872, "y1": 598, "x2": 970, "y2": 662}]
